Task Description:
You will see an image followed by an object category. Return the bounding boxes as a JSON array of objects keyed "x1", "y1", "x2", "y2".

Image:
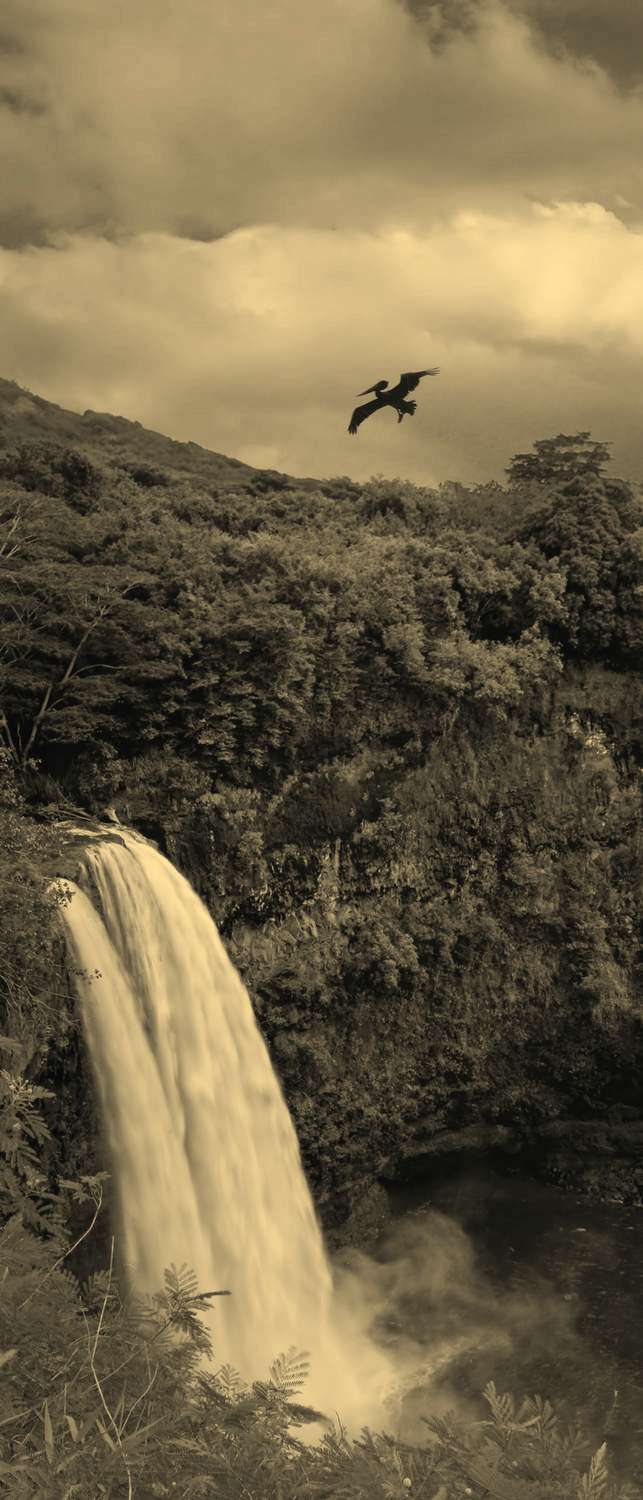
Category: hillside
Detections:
[
  {"x1": 0, "y1": 376, "x2": 335, "y2": 497},
  {"x1": 0, "y1": 381, "x2": 642, "y2": 1239}
]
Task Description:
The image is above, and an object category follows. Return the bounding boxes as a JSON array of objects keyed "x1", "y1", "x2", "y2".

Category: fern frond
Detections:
[
  {"x1": 557, "y1": 1424, "x2": 589, "y2": 1463},
  {"x1": 355, "y1": 1426, "x2": 381, "y2": 1459},
  {"x1": 463, "y1": 1452, "x2": 549, "y2": 1499},
  {"x1": 0, "y1": 1213, "x2": 52, "y2": 1270},
  {"x1": 577, "y1": 1442, "x2": 609, "y2": 1499},
  {"x1": 421, "y1": 1410, "x2": 459, "y2": 1444},
  {"x1": 484, "y1": 1381, "x2": 517, "y2": 1432},
  {"x1": 526, "y1": 1394, "x2": 558, "y2": 1434},
  {"x1": 269, "y1": 1345, "x2": 310, "y2": 1396},
  {"x1": 164, "y1": 1262, "x2": 199, "y2": 1301},
  {"x1": 81, "y1": 1268, "x2": 121, "y2": 1315},
  {"x1": 215, "y1": 1363, "x2": 245, "y2": 1401},
  {"x1": 284, "y1": 1400, "x2": 327, "y2": 1427},
  {"x1": 58, "y1": 1171, "x2": 110, "y2": 1204},
  {"x1": 141, "y1": 1264, "x2": 217, "y2": 1357}
]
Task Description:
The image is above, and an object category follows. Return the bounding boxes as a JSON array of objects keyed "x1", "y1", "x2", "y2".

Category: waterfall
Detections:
[{"x1": 57, "y1": 826, "x2": 394, "y2": 1425}]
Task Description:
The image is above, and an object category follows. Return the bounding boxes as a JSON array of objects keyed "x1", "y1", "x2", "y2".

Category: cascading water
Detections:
[{"x1": 57, "y1": 825, "x2": 395, "y2": 1426}]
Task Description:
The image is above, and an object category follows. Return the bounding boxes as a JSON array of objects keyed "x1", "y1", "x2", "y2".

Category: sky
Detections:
[{"x1": 1, "y1": 0, "x2": 643, "y2": 487}]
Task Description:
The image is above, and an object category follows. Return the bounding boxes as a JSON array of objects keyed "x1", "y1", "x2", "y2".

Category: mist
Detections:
[{"x1": 329, "y1": 1198, "x2": 589, "y2": 1442}]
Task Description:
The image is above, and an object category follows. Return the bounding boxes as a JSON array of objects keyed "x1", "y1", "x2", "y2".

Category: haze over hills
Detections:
[{"x1": 0, "y1": 376, "x2": 343, "y2": 497}]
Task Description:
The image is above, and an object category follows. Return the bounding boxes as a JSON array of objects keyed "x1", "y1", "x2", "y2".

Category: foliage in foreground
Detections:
[
  {"x1": 0, "y1": 1080, "x2": 635, "y2": 1498},
  {"x1": 0, "y1": 1211, "x2": 636, "y2": 1500}
]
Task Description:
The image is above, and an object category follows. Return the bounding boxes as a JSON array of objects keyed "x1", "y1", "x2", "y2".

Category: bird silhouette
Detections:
[{"x1": 348, "y1": 368, "x2": 439, "y2": 435}]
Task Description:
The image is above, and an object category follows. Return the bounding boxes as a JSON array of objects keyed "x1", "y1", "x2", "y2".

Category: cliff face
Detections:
[
  {"x1": 40, "y1": 788, "x2": 643, "y2": 1244},
  {"x1": 152, "y1": 732, "x2": 642, "y2": 1226},
  {"x1": 20, "y1": 790, "x2": 643, "y2": 1238}
]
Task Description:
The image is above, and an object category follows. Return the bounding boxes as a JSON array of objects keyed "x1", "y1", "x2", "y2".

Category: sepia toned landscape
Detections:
[{"x1": 1, "y1": 0, "x2": 642, "y2": 1495}]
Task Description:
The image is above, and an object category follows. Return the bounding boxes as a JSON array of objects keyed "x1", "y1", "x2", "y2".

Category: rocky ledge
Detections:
[{"x1": 382, "y1": 1114, "x2": 643, "y2": 1209}]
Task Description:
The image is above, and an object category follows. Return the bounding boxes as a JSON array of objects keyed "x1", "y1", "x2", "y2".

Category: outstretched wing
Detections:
[
  {"x1": 356, "y1": 379, "x2": 388, "y2": 396},
  {"x1": 348, "y1": 398, "x2": 385, "y2": 435},
  {"x1": 398, "y1": 367, "x2": 440, "y2": 395}
]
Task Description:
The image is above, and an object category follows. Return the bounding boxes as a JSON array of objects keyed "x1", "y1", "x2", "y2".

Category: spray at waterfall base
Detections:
[{"x1": 56, "y1": 826, "x2": 580, "y2": 1436}]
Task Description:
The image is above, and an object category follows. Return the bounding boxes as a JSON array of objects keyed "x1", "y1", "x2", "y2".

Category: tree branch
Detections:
[{"x1": 17, "y1": 599, "x2": 114, "y2": 765}]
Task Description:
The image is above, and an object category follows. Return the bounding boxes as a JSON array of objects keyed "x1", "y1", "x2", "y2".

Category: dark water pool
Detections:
[{"x1": 382, "y1": 1163, "x2": 643, "y2": 1485}]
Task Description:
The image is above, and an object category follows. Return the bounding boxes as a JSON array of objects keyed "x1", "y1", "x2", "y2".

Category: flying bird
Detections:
[{"x1": 348, "y1": 368, "x2": 439, "y2": 435}]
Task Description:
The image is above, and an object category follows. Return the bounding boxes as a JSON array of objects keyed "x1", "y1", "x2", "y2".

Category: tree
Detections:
[
  {"x1": 512, "y1": 479, "x2": 642, "y2": 666},
  {"x1": 505, "y1": 432, "x2": 612, "y2": 489}
]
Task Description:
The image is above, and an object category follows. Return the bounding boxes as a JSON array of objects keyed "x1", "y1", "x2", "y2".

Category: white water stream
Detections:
[{"x1": 58, "y1": 827, "x2": 395, "y2": 1425}]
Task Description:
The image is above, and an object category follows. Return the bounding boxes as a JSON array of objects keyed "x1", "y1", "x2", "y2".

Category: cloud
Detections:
[
  {"x1": 519, "y1": 0, "x2": 643, "y2": 88},
  {"x1": 1, "y1": 0, "x2": 643, "y2": 247},
  {"x1": 2, "y1": 0, "x2": 642, "y2": 483},
  {"x1": 2, "y1": 202, "x2": 642, "y2": 485},
  {"x1": 404, "y1": 0, "x2": 643, "y2": 90}
]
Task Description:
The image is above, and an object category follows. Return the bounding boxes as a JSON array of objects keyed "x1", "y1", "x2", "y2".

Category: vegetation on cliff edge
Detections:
[{"x1": 0, "y1": 421, "x2": 641, "y2": 1213}]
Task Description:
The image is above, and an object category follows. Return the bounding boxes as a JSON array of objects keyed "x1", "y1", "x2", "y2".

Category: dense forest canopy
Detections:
[
  {"x1": 0, "y1": 426, "x2": 640, "y2": 782},
  {"x1": 0, "y1": 391, "x2": 642, "y2": 1494},
  {"x1": 0, "y1": 410, "x2": 640, "y2": 1151}
]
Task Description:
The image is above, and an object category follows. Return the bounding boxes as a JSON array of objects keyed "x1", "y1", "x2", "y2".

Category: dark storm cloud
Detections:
[
  {"x1": 404, "y1": 0, "x2": 643, "y2": 89},
  {"x1": 1, "y1": 0, "x2": 643, "y2": 250},
  {"x1": 2, "y1": 0, "x2": 643, "y2": 486},
  {"x1": 399, "y1": 0, "x2": 480, "y2": 50},
  {"x1": 0, "y1": 85, "x2": 45, "y2": 115}
]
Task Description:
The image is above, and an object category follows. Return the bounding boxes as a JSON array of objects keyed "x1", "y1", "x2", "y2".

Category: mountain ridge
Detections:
[{"x1": 0, "y1": 376, "x2": 346, "y2": 497}]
